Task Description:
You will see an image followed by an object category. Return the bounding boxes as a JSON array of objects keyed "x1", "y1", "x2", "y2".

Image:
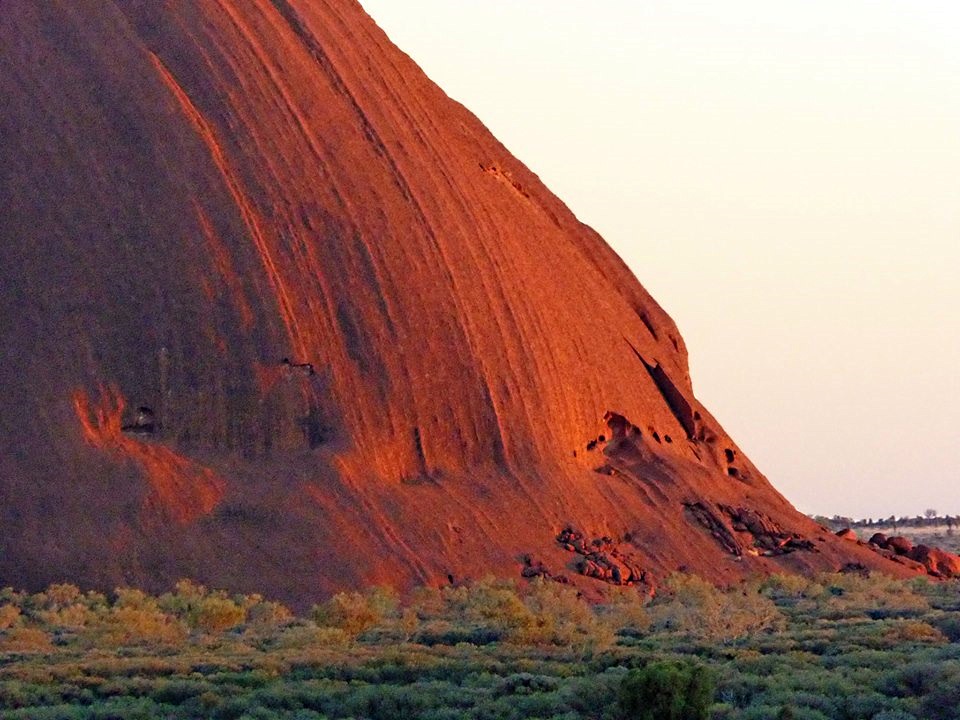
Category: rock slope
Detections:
[{"x1": 0, "y1": 0, "x2": 922, "y2": 606}]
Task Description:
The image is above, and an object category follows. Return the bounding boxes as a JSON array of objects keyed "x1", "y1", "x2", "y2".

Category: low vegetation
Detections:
[{"x1": 1, "y1": 572, "x2": 959, "y2": 719}]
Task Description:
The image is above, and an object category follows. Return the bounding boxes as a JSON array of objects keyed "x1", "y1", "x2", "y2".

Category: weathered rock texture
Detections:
[
  {"x1": 0, "y1": 0, "x2": 925, "y2": 606},
  {"x1": 869, "y1": 535, "x2": 960, "y2": 578}
]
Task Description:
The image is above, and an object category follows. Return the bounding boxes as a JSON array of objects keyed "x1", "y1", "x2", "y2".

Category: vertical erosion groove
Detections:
[
  {"x1": 148, "y1": 52, "x2": 306, "y2": 359},
  {"x1": 266, "y1": 0, "x2": 511, "y2": 468}
]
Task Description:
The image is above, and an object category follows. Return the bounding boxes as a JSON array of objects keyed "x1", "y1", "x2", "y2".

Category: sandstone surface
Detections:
[{"x1": 0, "y1": 0, "x2": 928, "y2": 605}]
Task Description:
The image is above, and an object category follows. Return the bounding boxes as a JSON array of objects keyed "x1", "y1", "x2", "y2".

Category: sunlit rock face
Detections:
[{"x1": 0, "y1": 0, "x2": 912, "y2": 606}]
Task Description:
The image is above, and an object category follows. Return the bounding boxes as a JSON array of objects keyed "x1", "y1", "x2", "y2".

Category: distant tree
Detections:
[
  {"x1": 925, "y1": 509, "x2": 938, "y2": 525},
  {"x1": 811, "y1": 515, "x2": 833, "y2": 529}
]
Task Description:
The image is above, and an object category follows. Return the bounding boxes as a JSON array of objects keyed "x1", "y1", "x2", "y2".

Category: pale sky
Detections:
[{"x1": 358, "y1": 1, "x2": 960, "y2": 520}]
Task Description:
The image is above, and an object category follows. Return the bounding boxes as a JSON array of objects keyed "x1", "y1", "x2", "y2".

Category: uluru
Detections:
[{"x1": 0, "y1": 0, "x2": 922, "y2": 607}]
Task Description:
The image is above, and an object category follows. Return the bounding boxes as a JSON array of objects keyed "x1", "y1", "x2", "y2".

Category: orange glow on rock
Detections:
[
  {"x1": 1, "y1": 0, "x2": 937, "y2": 603},
  {"x1": 73, "y1": 386, "x2": 226, "y2": 525}
]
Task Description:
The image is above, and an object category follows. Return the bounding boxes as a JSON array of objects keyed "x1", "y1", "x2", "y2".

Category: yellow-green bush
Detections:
[
  {"x1": 649, "y1": 574, "x2": 782, "y2": 641},
  {"x1": 193, "y1": 596, "x2": 246, "y2": 633},
  {"x1": 270, "y1": 624, "x2": 350, "y2": 649},
  {"x1": 312, "y1": 587, "x2": 397, "y2": 637},
  {"x1": 95, "y1": 605, "x2": 187, "y2": 646},
  {"x1": 86, "y1": 588, "x2": 186, "y2": 646},
  {"x1": 0, "y1": 604, "x2": 21, "y2": 630},
  {"x1": 759, "y1": 573, "x2": 824, "y2": 600},
  {"x1": 243, "y1": 595, "x2": 294, "y2": 629},
  {"x1": 0, "y1": 626, "x2": 52, "y2": 652},
  {"x1": 449, "y1": 578, "x2": 537, "y2": 637},
  {"x1": 801, "y1": 573, "x2": 930, "y2": 619},
  {"x1": 598, "y1": 585, "x2": 652, "y2": 634},
  {"x1": 157, "y1": 580, "x2": 246, "y2": 632},
  {"x1": 883, "y1": 620, "x2": 947, "y2": 644},
  {"x1": 515, "y1": 579, "x2": 613, "y2": 649}
]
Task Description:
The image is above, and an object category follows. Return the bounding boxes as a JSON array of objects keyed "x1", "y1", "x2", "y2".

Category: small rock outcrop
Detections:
[
  {"x1": 867, "y1": 535, "x2": 960, "y2": 578},
  {"x1": 685, "y1": 502, "x2": 816, "y2": 558},
  {"x1": 911, "y1": 545, "x2": 960, "y2": 578},
  {"x1": 886, "y1": 536, "x2": 915, "y2": 556},
  {"x1": 520, "y1": 556, "x2": 567, "y2": 583},
  {"x1": 556, "y1": 528, "x2": 647, "y2": 587}
]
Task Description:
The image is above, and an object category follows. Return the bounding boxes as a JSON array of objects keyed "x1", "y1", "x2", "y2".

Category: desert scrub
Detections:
[
  {"x1": 157, "y1": 580, "x2": 247, "y2": 633},
  {"x1": 794, "y1": 573, "x2": 930, "y2": 621},
  {"x1": 618, "y1": 660, "x2": 715, "y2": 720},
  {"x1": 313, "y1": 586, "x2": 398, "y2": 638},
  {"x1": 648, "y1": 574, "x2": 783, "y2": 641},
  {"x1": 1, "y1": 573, "x2": 960, "y2": 718},
  {"x1": 83, "y1": 587, "x2": 187, "y2": 647}
]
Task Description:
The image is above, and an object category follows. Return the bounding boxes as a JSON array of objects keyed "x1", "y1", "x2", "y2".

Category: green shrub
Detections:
[
  {"x1": 494, "y1": 672, "x2": 560, "y2": 696},
  {"x1": 746, "y1": 707, "x2": 829, "y2": 720},
  {"x1": 878, "y1": 661, "x2": 949, "y2": 698},
  {"x1": 618, "y1": 661, "x2": 715, "y2": 720},
  {"x1": 3, "y1": 705, "x2": 87, "y2": 719},
  {"x1": 929, "y1": 613, "x2": 960, "y2": 642},
  {"x1": 413, "y1": 620, "x2": 504, "y2": 646}
]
